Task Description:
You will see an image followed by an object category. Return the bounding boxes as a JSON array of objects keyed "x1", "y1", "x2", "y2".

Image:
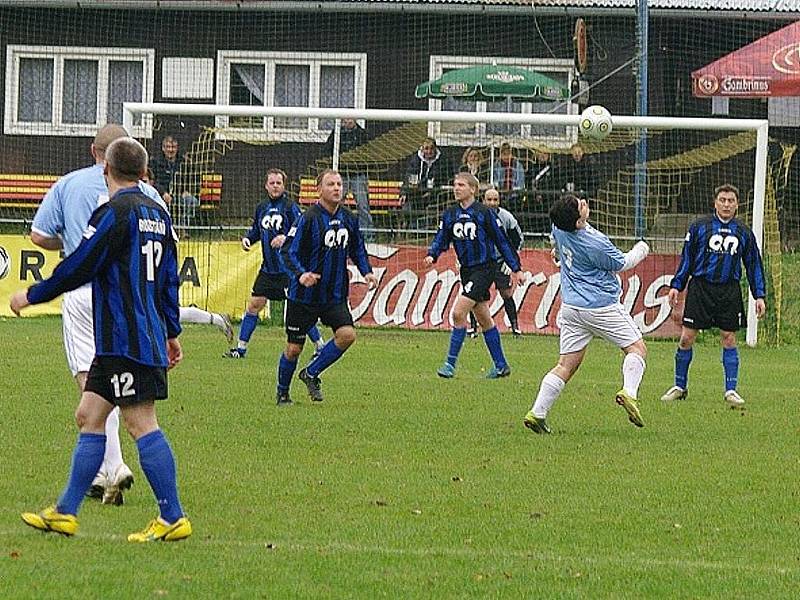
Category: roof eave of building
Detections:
[{"x1": 3, "y1": 0, "x2": 799, "y2": 20}]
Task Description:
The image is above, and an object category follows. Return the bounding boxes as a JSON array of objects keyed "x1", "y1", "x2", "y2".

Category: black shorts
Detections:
[
  {"x1": 683, "y1": 277, "x2": 745, "y2": 332},
  {"x1": 85, "y1": 356, "x2": 168, "y2": 407},
  {"x1": 492, "y1": 260, "x2": 512, "y2": 291},
  {"x1": 285, "y1": 300, "x2": 353, "y2": 344},
  {"x1": 252, "y1": 271, "x2": 289, "y2": 301},
  {"x1": 460, "y1": 262, "x2": 494, "y2": 303}
]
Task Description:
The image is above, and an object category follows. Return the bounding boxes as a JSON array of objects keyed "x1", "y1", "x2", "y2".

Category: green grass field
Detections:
[{"x1": 1, "y1": 318, "x2": 798, "y2": 598}]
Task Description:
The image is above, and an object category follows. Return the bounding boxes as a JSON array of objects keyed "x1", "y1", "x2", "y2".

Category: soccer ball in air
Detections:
[{"x1": 579, "y1": 105, "x2": 613, "y2": 140}]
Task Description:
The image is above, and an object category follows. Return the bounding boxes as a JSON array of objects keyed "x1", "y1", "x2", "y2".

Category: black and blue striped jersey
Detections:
[
  {"x1": 27, "y1": 186, "x2": 181, "y2": 367},
  {"x1": 243, "y1": 192, "x2": 302, "y2": 275},
  {"x1": 427, "y1": 201, "x2": 521, "y2": 271},
  {"x1": 281, "y1": 203, "x2": 372, "y2": 305},
  {"x1": 671, "y1": 213, "x2": 766, "y2": 299}
]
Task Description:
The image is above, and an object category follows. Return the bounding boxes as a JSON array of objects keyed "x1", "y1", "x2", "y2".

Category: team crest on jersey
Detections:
[{"x1": 82, "y1": 225, "x2": 97, "y2": 240}]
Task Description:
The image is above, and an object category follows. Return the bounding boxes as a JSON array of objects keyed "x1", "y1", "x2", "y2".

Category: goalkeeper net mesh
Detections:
[{"x1": 0, "y1": 4, "x2": 793, "y2": 343}]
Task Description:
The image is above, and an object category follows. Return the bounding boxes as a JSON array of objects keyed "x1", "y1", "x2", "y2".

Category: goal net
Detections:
[{"x1": 119, "y1": 104, "x2": 780, "y2": 345}]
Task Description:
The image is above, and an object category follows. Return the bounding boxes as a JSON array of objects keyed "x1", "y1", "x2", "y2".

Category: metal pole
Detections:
[
  {"x1": 634, "y1": 0, "x2": 649, "y2": 239},
  {"x1": 332, "y1": 119, "x2": 341, "y2": 171},
  {"x1": 746, "y1": 122, "x2": 769, "y2": 347}
]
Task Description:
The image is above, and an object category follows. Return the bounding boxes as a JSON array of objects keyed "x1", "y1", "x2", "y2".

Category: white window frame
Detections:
[
  {"x1": 215, "y1": 50, "x2": 367, "y2": 143},
  {"x1": 426, "y1": 55, "x2": 577, "y2": 148},
  {"x1": 4, "y1": 45, "x2": 155, "y2": 138}
]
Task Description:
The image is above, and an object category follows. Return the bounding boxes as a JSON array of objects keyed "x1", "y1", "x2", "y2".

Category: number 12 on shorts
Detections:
[{"x1": 111, "y1": 372, "x2": 136, "y2": 398}]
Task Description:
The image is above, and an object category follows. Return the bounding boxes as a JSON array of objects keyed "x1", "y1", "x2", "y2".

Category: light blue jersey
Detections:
[
  {"x1": 552, "y1": 223, "x2": 625, "y2": 309},
  {"x1": 32, "y1": 163, "x2": 164, "y2": 257}
]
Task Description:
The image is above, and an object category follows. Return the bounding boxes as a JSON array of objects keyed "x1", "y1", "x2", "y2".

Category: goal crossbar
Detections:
[{"x1": 124, "y1": 103, "x2": 769, "y2": 345}]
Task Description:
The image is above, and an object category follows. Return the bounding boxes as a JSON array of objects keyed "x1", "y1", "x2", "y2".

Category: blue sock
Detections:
[
  {"x1": 238, "y1": 312, "x2": 259, "y2": 346},
  {"x1": 56, "y1": 432, "x2": 106, "y2": 516},
  {"x1": 277, "y1": 353, "x2": 298, "y2": 393},
  {"x1": 675, "y1": 347, "x2": 693, "y2": 389},
  {"x1": 446, "y1": 327, "x2": 467, "y2": 367},
  {"x1": 722, "y1": 347, "x2": 739, "y2": 392},
  {"x1": 307, "y1": 324, "x2": 322, "y2": 345},
  {"x1": 482, "y1": 326, "x2": 507, "y2": 369},
  {"x1": 137, "y1": 429, "x2": 184, "y2": 524},
  {"x1": 307, "y1": 339, "x2": 345, "y2": 377}
]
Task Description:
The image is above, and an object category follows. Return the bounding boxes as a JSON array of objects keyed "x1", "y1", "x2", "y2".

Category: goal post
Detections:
[{"x1": 123, "y1": 103, "x2": 772, "y2": 346}]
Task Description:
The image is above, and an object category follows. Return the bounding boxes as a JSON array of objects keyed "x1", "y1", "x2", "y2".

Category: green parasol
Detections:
[{"x1": 415, "y1": 65, "x2": 570, "y2": 102}]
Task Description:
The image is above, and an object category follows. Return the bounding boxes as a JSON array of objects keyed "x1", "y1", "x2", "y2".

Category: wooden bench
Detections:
[
  {"x1": 0, "y1": 174, "x2": 59, "y2": 207},
  {"x1": 298, "y1": 177, "x2": 404, "y2": 211}
]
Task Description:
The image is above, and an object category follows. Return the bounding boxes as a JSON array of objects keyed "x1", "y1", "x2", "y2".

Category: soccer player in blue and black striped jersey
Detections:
[
  {"x1": 661, "y1": 183, "x2": 767, "y2": 408},
  {"x1": 11, "y1": 138, "x2": 192, "y2": 543},
  {"x1": 424, "y1": 172, "x2": 524, "y2": 379},
  {"x1": 224, "y1": 168, "x2": 324, "y2": 362},
  {"x1": 277, "y1": 169, "x2": 377, "y2": 403}
]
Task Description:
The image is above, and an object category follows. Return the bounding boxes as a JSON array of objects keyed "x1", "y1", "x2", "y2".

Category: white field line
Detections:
[{"x1": 0, "y1": 529, "x2": 795, "y2": 576}]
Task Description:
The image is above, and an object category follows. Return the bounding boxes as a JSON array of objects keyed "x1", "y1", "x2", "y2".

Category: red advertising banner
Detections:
[
  {"x1": 692, "y1": 20, "x2": 800, "y2": 98},
  {"x1": 348, "y1": 246, "x2": 682, "y2": 338}
]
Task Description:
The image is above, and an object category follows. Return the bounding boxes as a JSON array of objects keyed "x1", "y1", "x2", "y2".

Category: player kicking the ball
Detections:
[{"x1": 524, "y1": 193, "x2": 650, "y2": 434}]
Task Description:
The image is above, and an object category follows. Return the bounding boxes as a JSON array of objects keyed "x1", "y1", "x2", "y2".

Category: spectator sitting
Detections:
[
  {"x1": 149, "y1": 136, "x2": 183, "y2": 204},
  {"x1": 492, "y1": 142, "x2": 526, "y2": 199},
  {"x1": 324, "y1": 118, "x2": 373, "y2": 241},
  {"x1": 404, "y1": 137, "x2": 453, "y2": 191},
  {"x1": 560, "y1": 143, "x2": 597, "y2": 198},
  {"x1": 149, "y1": 135, "x2": 197, "y2": 233},
  {"x1": 459, "y1": 147, "x2": 489, "y2": 187}
]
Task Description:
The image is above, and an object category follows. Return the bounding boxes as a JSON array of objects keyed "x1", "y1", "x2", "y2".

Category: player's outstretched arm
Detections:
[{"x1": 618, "y1": 240, "x2": 650, "y2": 272}]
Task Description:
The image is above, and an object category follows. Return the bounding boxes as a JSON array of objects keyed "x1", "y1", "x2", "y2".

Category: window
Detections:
[
  {"x1": 4, "y1": 46, "x2": 154, "y2": 137},
  {"x1": 426, "y1": 55, "x2": 577, "y2": 148},
  {"x1": 216, "y1": 51, "x2": 367, "y2": 142}
]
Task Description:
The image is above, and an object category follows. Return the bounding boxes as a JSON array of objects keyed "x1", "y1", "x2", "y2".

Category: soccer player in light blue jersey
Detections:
[{"x1": 523, "y1": 193, "x2": 650, "y2": 434}]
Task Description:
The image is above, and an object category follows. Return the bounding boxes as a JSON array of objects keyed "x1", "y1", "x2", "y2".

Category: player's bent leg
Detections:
[{"x1": 524, "y1": 350, "x2": 585, "y2": 434}]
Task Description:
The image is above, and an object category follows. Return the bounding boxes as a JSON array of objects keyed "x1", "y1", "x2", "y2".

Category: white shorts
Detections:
[
  {"x1": 558, "y1": 302, "x2": 642, "y2": 355},
  {"x1": 62, "y1": 285, "x2": 95, "y2": 376}
]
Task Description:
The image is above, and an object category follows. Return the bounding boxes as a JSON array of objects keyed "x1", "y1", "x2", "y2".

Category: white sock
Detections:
[
  {"x1": 103, "y1": 406, "x2": 124, "y2": 473},
  {"x1": 209, "y1": 312, "x2": 226, "y2": 330},
  {"x1": 179, "y1": 306, "x2": 213, "y2": 325},
  {"x1": 532, "y1": 372, "x2": 565, "y2": 418},
  {"x1": 622, "y1": 353, "x2": 646, "y2": 399}
]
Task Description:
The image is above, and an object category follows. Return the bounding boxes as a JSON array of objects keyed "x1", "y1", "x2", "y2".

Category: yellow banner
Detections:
[{"x1": 0, "y1": 235, "x2": 263, "y2": 318}]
